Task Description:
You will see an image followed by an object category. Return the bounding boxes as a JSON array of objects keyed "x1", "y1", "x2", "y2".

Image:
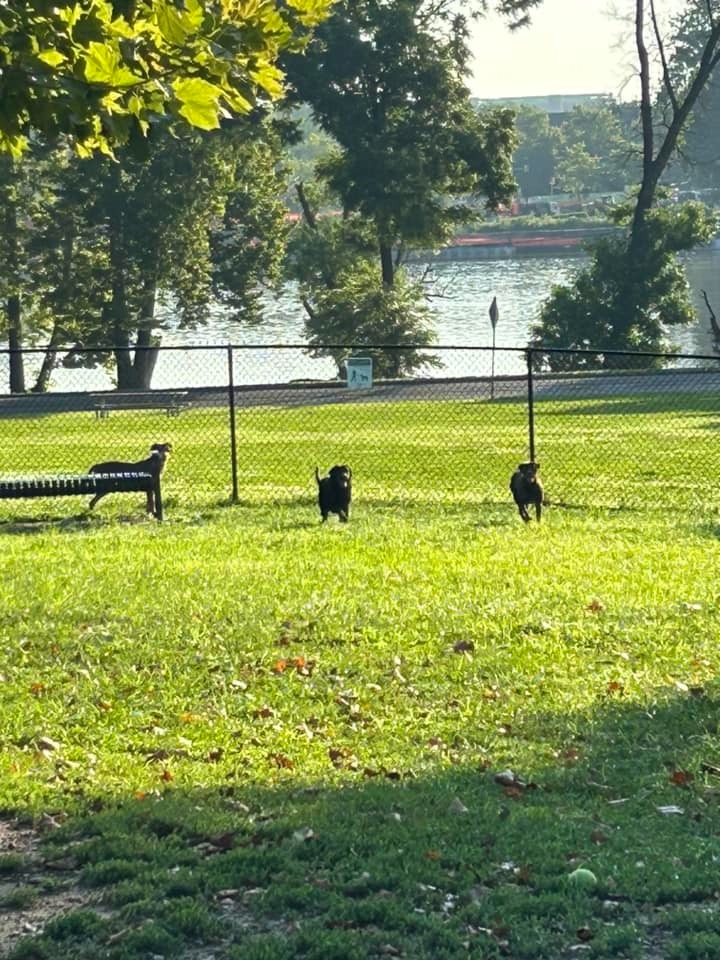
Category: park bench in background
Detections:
[
  {"x1": 90, "y1": 390, "x2": 189, "y2": 419},
  {"x1": 0, "y1": 472, "x2": 165, "y2": 520}
]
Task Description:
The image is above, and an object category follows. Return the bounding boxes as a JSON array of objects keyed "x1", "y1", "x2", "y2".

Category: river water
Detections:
[
  {"x1": 166, "y1": 246, "x2": 720, "y2": 383},
  {"x1": 4, "y1": 247, "x2": 720, "y2": 391}
]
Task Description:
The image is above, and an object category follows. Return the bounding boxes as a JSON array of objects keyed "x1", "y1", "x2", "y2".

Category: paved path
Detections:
[{"x1": 1, "y1": 367, "x2": 719, "y2": 418}]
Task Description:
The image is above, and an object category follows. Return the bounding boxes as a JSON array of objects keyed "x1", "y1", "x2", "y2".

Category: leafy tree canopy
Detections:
[
  {"x1": 531, "y1": 201, "x2": 718, "y2": 366},
  {"x1": 284, "y1": 0, "x2": 541, "y2": 288},
  {"x1": 0, "y1": 0, "x2": 331, "y2": 157}
]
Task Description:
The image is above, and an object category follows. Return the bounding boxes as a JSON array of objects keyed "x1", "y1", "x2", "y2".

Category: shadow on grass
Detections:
[
  {"x1": 535, "y1": 394, "x2": 720, "y2": 418},
  {"x1": 0, "y1": 512, "x2": 159, "y2": 536},
  {"x1": 4, "y1": 690, "x2": 720, "y2": 960}
]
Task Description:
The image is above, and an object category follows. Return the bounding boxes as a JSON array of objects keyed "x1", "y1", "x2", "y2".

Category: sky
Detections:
[{"x1": 468, "y1": 0, "x2": 686, "y2": 102}]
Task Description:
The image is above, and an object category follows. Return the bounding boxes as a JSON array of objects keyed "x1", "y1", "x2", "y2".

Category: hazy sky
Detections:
[{"x1": 468, "y1": 0, "x2": 686, "y2": 102}]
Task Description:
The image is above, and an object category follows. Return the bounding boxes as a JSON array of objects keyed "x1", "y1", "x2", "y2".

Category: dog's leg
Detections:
[
  {"x1": 535, "y1": 500, "x2": 542, "y2": 522},
  {"x1": 88, "y1": 492, "x2": 104, "y2": 510},
  {"x1": 339, "y1": 510, "x2": 348, "y2": 523},
  {"x1": 519, "y1": 503, "x2": 530, "y2": 522}
]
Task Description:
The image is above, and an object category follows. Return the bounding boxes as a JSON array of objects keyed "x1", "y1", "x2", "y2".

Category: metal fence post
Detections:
[
  {"x1": 227, "y1": 345, "x2": 239, "y2": 503},
  {"x1": 526, "y1": 348, "x2": 536, "y2": 463}
]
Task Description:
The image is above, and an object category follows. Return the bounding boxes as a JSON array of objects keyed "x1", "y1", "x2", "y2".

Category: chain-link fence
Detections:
[{"x1": 0, "y1": 343, "x2": 719, "y2": 516}]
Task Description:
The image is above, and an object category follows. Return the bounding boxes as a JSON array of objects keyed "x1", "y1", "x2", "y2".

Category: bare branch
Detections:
[
  {"x1": 649, "y1": 0, "x2": 678, "y2": 111},
  {"x1": 636, "y1": 0, "x2": 654, "y2": 170},
  {"x1": 295, "y1": 182, "x2": 317, "y2": 230}
]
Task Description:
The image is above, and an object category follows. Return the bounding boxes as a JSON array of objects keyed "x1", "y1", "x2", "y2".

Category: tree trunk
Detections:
[
  {"x1": 32, "y1": 220, "x2": 75, "y2": 393},
  {"x1": 31, "y1": 324, "x2": 64, "y2": 393},
  {"x1": 106, "y1": 161, "x2": 137, "y2": 389},
  {"x1": 5, "y1": 168, "x2": 25, "y2": 393},
  {"x1": 126, "y1": 265, "x2": 160, "y2": 389},
  {"x1": 629, "y1": 0, "x2": 720, "y2": 261},
  {"x1": 7, "y1": 294, "x2": 25, "y2": 394},
  {"x1": 379, "y1": 241, "x2": 394, "y2": 287}
]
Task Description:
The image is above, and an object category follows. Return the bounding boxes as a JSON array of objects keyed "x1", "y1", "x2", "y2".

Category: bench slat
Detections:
[
  {"x1": 90, "y1": 392, "x2": 189, "y2": 418},
  {"x1": 0, "y1": 472, "x2": 163, "y2": 519}
]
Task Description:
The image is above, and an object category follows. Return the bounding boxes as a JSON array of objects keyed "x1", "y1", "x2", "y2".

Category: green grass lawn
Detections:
[{"x1": 1, "y1": 395, "x2": 720, "y2": 959}]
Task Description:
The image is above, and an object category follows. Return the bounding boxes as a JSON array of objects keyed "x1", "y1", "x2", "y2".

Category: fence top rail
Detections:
[{"x1": 1, "y1": 342, "x2": 719, "y2": 363}]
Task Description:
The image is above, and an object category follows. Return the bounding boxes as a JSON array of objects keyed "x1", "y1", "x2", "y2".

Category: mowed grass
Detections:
[{"x1": 1, "y1": 392, "x2": 720, "y2": 959}]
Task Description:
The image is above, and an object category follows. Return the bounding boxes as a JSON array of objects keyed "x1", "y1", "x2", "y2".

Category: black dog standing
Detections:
[
  {"x1": 510, "y1": 461, "x2": 543, "y2": 523},
  {"x1": 88, "y1": 442, "x2": 172, "y2": 516},
  {"x1": 315, "y1": 465, "x2": 352, "y2": 522}
]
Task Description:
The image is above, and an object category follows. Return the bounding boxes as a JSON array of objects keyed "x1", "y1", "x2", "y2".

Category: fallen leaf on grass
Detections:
[
  {"x1": 669, "y1": 769, "x2": 694, "y2": 787},
  {"x1": 448, "y1": 797, "x2": 469, "y2": 815},
  {"x1": 453, "y1": 640, "x2": 475, "y2": 654},
  {"x1": 493, "y1": 769, "x2": 537, "y2": 791},
  {"x1": 328, "y1": 747, "x2": 359, "y2": 770},
  {"x1": 586, "y1": 599, "x2": 605, "y2": 613},
  {"x1": 252, "y1": 706, "x2": 275, "y2": 719},
  {"x1": 657, "y1": 805, "x2": 684, "y2": 815},
  {"x1": 269, "y1": 753, "x2": 294, "y2": 769}
]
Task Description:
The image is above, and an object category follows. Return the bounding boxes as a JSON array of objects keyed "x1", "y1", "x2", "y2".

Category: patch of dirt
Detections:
[{"x1": 0, "y1": 817, "x2": 100, "y2": 959}]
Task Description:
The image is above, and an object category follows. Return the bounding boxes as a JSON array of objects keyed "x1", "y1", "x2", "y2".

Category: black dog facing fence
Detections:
[{"x1": 1, "y1": 342, "x2": 720, "y2": 515}]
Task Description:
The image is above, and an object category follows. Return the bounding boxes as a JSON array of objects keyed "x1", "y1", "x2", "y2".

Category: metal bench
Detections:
[
  {"x1": 90, "y1": 391, "x2": 189, "y2": 419},
  {"x1": 0, "y1": 472, "x2": 164, "y2": 520}
]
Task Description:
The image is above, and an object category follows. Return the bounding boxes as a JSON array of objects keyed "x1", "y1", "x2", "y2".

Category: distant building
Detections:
[{"x1": 474, "y1": 93, "x2": 609, "y2": 124}]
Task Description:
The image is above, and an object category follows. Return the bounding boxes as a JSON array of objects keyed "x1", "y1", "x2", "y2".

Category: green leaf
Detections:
[
  {"x1": 83, "y1": 42, "x2": 121, "y2": 84},
  {"x1": 156, "y1": 1, "x2": 193, "y2": 45},
  {"x1": 172, "y1": 77, "x2": 222, "y2": 130},
  {"x1": 83, "y1": 41, "x2": 138, "y2": 87},
  {"x1": 37, "y1": 49, "x2": 67, "y2": 68}
]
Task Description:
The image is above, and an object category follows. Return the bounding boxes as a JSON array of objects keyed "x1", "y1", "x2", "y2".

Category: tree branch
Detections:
[
  {"x1": 636, "y1": 0, "x2": 654, "y2": 172},
  {"x1": 649, "y1": 0, "x2": 678, "y2": 112},
  {"x1": 295, "y1": 181, "x2": 317, "y2": 230}
]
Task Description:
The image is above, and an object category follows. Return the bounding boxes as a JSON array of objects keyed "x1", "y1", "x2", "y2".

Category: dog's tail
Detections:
[{"x1": 315, "y1": 466, "x2": 321, "y2": 485}]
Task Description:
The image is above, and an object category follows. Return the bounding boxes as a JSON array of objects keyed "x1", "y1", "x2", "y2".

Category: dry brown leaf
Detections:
[{"x1": 669, "y1": 769, "x2": 694, "y2": 787}]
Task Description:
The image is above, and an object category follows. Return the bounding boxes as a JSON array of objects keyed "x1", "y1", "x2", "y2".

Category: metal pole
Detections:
[
  {"x1": 526, "y1": 348, "x2": 536, "y2": 463},
  {"x1": 488, "y1": 296, "x2": 499, "y2": 401},
  {"x1": 490, "y1": 324, "x2": 496, "y2": 401},
  {"x1": 227, "y1": 345, "x2": 239, "y2": 503}
]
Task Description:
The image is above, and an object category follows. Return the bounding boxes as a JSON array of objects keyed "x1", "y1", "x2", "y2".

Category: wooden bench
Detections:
[
  {"x1": 90, "y1": 391, "x2": 189, "y2": 419},
  {"x1": 0, "y1": 472, "x2": 164, "y2": 520}
]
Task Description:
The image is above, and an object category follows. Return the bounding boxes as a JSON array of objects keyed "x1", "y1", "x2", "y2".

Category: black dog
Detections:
[
  {"x1": 88, "y1": 442, "x2": 172, "y2": 515},
  {"x1": 315, "y1": 464, "x2": 352, "y2": 522},
  {"x1": 510, "y1": 461, "x2": 543, "y2": 523}
]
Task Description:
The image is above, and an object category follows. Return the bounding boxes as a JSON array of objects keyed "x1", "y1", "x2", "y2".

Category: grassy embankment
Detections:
[{"x1": 1, "y1": 393, "x2": 720, "y2": 959}]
